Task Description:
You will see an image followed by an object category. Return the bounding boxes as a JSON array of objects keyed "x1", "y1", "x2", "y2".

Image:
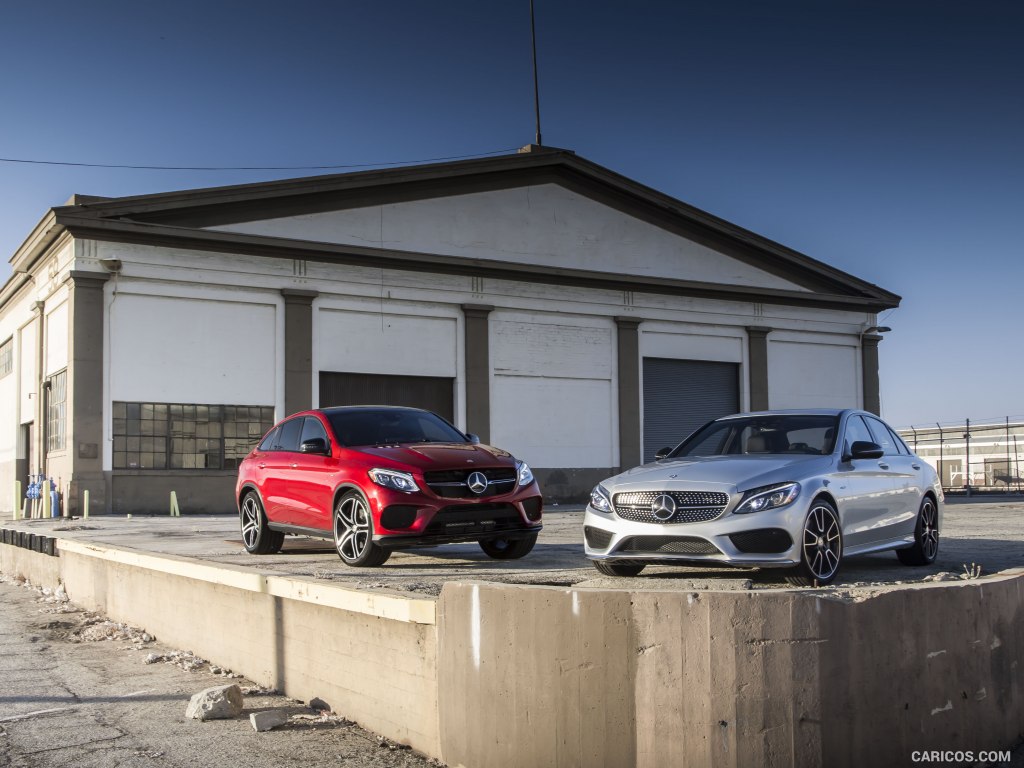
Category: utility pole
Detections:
[{"x1": 530, "y1": 0, "x2": 542, "y2": 146}]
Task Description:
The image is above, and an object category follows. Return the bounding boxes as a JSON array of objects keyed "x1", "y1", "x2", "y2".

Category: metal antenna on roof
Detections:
[{"x1": 530, "y1": 0, "x2": 543, "y2": 146}]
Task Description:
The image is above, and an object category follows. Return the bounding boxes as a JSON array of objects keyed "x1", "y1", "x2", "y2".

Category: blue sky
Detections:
[{"x1": 1, "y1": 0, "x2": 1020, "y2": 427}]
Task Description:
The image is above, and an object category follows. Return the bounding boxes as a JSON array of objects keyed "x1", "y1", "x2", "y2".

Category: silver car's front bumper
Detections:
[{"x1": 583, "y1": 500, "x2": 809, "y2": 569}]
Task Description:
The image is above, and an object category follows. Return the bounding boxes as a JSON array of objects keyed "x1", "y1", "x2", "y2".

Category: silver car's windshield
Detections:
[{"x1": 672, "y1": 414, "x2": 840, "y2": 458}]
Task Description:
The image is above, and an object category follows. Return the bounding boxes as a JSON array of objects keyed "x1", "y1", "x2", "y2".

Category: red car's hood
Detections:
[{"x1": 352, "y1": 442, "x2": 515, "y2": 471}]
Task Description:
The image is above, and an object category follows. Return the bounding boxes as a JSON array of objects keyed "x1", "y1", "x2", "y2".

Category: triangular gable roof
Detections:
[{"x1": 7, "y1": 146, "x2": 899, "y2": 312}]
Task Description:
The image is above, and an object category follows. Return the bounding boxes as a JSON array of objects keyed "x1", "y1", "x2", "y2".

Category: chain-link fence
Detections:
[{"x1": 896, "y1": 418, "x2": 1024, "y2": 494}]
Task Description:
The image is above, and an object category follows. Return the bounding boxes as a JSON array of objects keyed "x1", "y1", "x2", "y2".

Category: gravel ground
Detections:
[
  {"x1": 0, "y1": 574, "x2": 441, "y2": 768},
  {"x1": 7, "y1": 497, "x2": 1022, "y2": 599}
]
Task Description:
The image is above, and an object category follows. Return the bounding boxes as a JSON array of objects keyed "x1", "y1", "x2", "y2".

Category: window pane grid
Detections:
[
  {"x1": 0, "y1": 337, "x2": 12, "y2": 378},
  {"x1": 112, "y1": 401, "x2": 274, "y2": 470},
  {"x1": 47, "y1": 370, "x2": 67, "y2": 452}
]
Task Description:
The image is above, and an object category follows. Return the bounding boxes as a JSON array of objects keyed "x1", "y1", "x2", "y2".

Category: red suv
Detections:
[{"x1": 235, "y1": 406, "x2": 543, "y2": 566}]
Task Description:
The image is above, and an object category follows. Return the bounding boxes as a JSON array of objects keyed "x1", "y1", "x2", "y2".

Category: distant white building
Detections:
[
  {"x1": 898, "y1": 421, "x2": 1024, "y2": 491},
  {"x1": 0, "y1": 145, "x2": 899, "y2": 514}
]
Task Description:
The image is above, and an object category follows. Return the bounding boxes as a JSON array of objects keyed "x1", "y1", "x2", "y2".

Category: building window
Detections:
[
  {"x1": 112, "y1": 402, "x2": 274, "y2": 470},
  {"x1": 0, "y1": 337, "x2": 12, "y2": 378},
  {"x1": 47, "y1": 370, "x2": 67, "y2": 452}
]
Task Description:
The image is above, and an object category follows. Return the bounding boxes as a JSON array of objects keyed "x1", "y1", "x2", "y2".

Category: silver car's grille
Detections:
[
  {"x1": 613, "y1": 491, "x2": 729, "y2": 524},
  {"x1": 617, "y1": 536, "x2": 721, "y2": 555}
]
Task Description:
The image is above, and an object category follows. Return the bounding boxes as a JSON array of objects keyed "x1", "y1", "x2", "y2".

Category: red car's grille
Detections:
[{"x1": 424, "y1": 467, "x2": 517, "y2": 499}]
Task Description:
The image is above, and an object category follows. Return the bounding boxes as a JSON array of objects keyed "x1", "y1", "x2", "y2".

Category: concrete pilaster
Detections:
[
  {"x1": 461, "y1": 304, "x2": 493, "y2": 443},
  {"x1": 281, "y1": 289, "x2": 317, "y2": 416},
  {"x1": 746, "y1": 326, "x2": 772, "y2": 411},
  {"x1": 615, "y1": 317, "x2": 642, "y2": 470},
  {"x1": 861, "y1": 334, "x2": 882, "y2": 415},
  {"x1": 65, "y1": 271, "x2": 109, "y2": 516}
]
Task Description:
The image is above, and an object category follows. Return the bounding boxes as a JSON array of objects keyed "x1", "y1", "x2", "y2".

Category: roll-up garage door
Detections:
[
  {"x1": 642, "y1": 358, "x2": 739, "y2": 463},
  {"x1": 319, "y1": 372, "x2": 454, "y2": 421}
]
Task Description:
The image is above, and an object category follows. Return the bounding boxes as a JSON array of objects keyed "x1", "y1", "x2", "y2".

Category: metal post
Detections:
[
  {"x1": 936, "y1": 423, "x2": 944, "y2": 491},
  {"x1": 1007, "y1": 417, "x2": 1012, "y2": 489},
  {"x1": 42, "y1": 479, "x2": 51, "y2": 518},
  {"x1": 83, "y1": 489, "x2": 90, "y2": 520},
  {"x1": 964, "y1": 418, "x2": 971, "y2": 496}
]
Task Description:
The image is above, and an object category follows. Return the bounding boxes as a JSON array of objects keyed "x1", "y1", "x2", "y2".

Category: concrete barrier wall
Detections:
[
  {"x1": 0, "y1": 541, "x2": 61, "y2": 588},
  {"x1": 2, "y1": 533, "x2": 1021, "y2": 767},
  {"x1": 437, "y1": 576, "x2": 1024, "y2": 768},
  {"x1": 0, "y1": 538, "x2": 441, "y2": 757}
]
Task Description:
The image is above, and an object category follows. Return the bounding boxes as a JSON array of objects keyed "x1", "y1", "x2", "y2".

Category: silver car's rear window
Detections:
[{"x1": 673, "y1": 414, "x2": 840, "y2": 457}]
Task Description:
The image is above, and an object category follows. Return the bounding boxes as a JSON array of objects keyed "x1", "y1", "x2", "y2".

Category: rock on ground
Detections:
[
  {"x1": 250, "y1": 709, "x2": 288, "y2": 732},
  {"x1": 186, "y1": 684, "x2": 244, "y2": 721}
]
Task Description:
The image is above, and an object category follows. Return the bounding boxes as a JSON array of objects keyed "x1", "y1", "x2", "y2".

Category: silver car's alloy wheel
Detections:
[
  {"x1": 802, "y1": 503, "x2": 842, "y2": 581},
  {"x1": 898, "y1": 496, "x2": 940, "y2": 566},
  {"x1": 241, "y1": 495, "x2": 261, "y2": 550},
  {"x1": 919, "y1": 498, "x2": 939, "y2": 560},
  {"x1": 335, "y1": 496, "x2": 371, "y2": 562}
]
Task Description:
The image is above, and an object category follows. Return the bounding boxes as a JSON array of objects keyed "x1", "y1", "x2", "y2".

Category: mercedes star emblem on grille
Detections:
[
  {"x1": 651, "y1": 494, "x2": 677, "y2": 521},
  {"x1": 467, "y1": 472, "x2": 489, "y2": 495}
]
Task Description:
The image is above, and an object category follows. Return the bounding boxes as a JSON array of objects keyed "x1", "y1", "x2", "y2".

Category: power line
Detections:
[{"x1": 0, "y1": 147, "x2": 522, "y2": 172}]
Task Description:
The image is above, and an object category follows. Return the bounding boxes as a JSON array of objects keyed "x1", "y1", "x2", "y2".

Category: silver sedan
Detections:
[{"x1": 584, "y1": 409, "x2": 942, "y2": 585}]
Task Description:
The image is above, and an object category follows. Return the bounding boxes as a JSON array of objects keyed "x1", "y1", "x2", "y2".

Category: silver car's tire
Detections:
[
  {"x1": 593, "y1": 560, "x2": 646, "y2": 577},
  {"x1": 786, "y1": 499, "x2": 842, "y2": 586},
  {"x1": 897, "y1": 496, "x2": 939, "y2": 566},
  {"x1": 239, "y1": 492, "x2": 284, "y2": 555},
  {"x1": 333, "y1": 491, "x2": 390, "y2": 567}
]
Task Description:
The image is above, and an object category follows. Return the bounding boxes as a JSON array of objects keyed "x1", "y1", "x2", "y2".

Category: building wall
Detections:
[
  {"x1": 211, "y1": 183, "x2": 812, "y2": 292},
  {"x1": 0, "y1": 192, "x2": 881, "y2": 513},
  {"x1": 0, "y1": 239, "x2": 76, "y2": 514},
  {"x1": 767, "y1": 332, "x2": 860, "y2": 410}
]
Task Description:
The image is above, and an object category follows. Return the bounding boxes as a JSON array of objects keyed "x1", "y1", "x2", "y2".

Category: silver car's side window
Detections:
[
  {"x1": 844, "y1": 415, "x2": 874, "y2": 454},
  {"x1": 864, "y1": 417, "x2": 900, "y2": 456}
]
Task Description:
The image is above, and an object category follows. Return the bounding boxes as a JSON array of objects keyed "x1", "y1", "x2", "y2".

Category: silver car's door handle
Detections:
[
  {"x1": 878, "y1": 462, "x2": 890, "y2": 470},
  {"x1": 912, "y1": 463, "x2": 921, "y2": 470}
]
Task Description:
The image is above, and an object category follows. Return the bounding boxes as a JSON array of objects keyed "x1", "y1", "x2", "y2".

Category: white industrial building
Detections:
[{"x1": 0, "y1": 146, "x2": 899, "y2": 514}]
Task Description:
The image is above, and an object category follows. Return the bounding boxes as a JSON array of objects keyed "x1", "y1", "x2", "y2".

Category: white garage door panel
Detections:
[
  {"x1": 492, "y1": 320, "x2": 612, "y2": 379},
  {"x1": 45, "y1": 301, "x2": 69, "y2": 376},
  {"x1": 768, "y1": 341, "x2": 858, "y2": 410},
  {"x1": 318, "y1": 310, "x2": 456, "y2": 378},
  {"x1": 491, "y1": 376, "x2": 614, "y2": 467},
  {"x1": 110, "y1": 295, "x2": 276, "y2": 405}
]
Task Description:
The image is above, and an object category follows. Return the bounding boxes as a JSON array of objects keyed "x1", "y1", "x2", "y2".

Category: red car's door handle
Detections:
[
  {"x1": 258, "y1": 463, "x2": 266, "y2": 470},
  {"x1": 290, "y1": 463, "x2": 299, "y2": 469}
]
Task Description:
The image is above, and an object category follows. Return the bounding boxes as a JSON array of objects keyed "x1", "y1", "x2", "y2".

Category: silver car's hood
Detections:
[{"x1": 605, "y1": 454, "x2": 834, "y2": 493}]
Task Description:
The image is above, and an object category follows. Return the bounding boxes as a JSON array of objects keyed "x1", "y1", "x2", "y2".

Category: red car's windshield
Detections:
[{"x1": 325, "y1": 408, "x2": 468, "y2": 447}]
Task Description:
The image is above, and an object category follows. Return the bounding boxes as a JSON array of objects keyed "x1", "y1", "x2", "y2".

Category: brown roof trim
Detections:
[
  {"x1": 56, "y1": 213, "x2": 898, "y2": 313},
  {"x1": 51, "y1": 149, "x2": 898, "y2": 305}
]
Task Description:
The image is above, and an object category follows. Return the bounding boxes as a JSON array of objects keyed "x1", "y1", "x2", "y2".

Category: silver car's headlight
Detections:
[
  {"x1": 735, "y1": 482, "x2": 800, "y2": 514},
  {"x1": 516, "y1": 460, "x2": 535, "y2": 487},
  {"x1": 590, "y1": 484, "x2": 613, "y2": 513},
  {"x1": 368, "y1": 468, "x2": 420, "y2": 493}
]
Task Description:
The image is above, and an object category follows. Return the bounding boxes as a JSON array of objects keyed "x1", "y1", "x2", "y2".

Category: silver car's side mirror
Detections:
[
  {"x1": 845, "y1": 440, "x2": 884, "y2": 461},
  {"x1": 655, "y1": 447, "x2": 673, "y2": 460}
]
